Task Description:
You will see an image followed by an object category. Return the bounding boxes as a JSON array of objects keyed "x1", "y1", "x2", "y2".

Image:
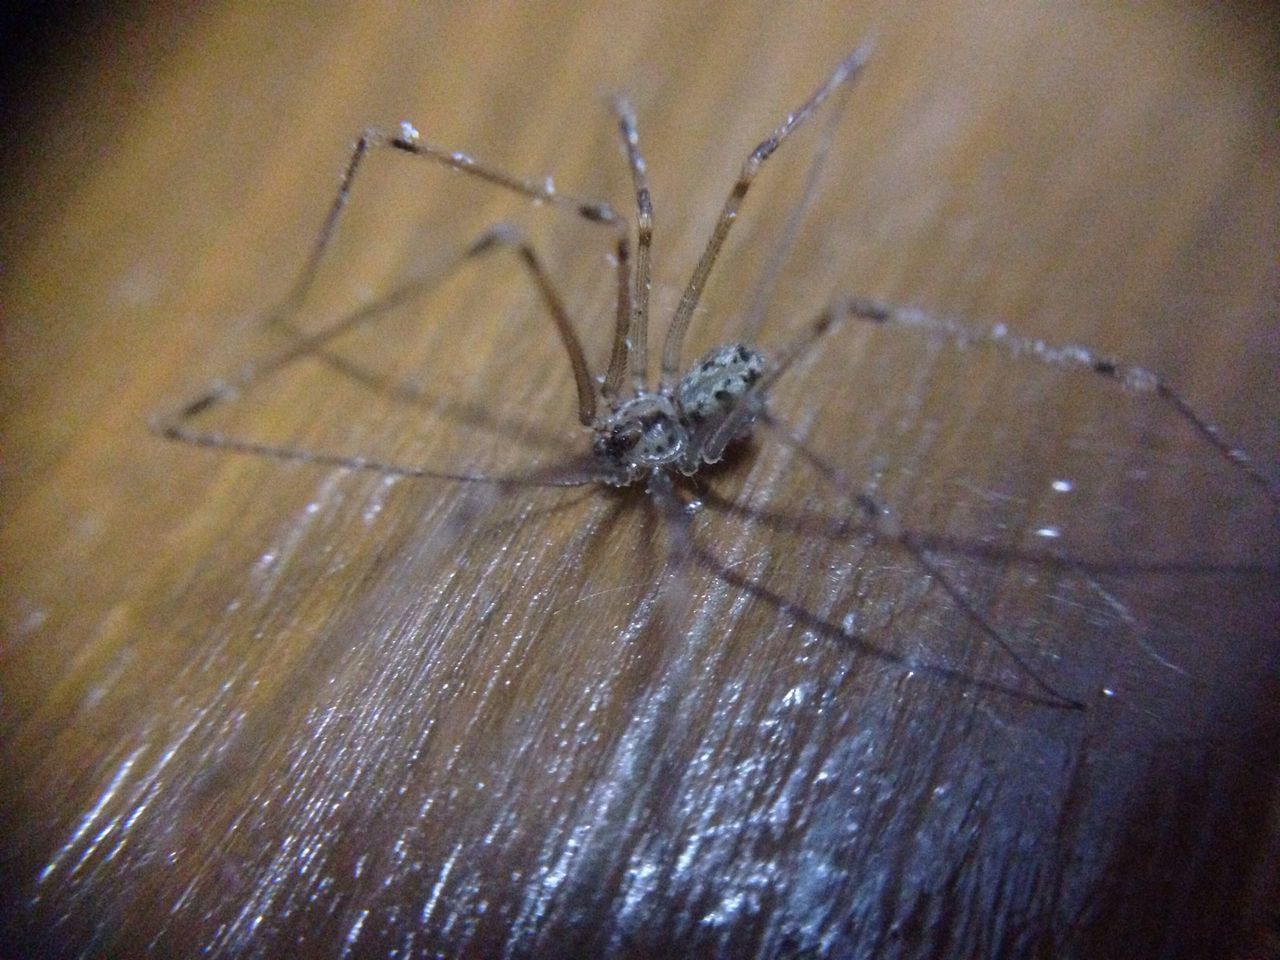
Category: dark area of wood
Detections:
[{"x1": 3, "y1": 3, "x2": 1278, "y2": 958}]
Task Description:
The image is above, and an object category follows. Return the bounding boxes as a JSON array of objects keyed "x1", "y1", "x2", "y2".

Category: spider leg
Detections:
[
  {"x1": 268, "y1": 124, "x2": 634, "y2": 382},
  {"x1": 828, "y1": 297, "x2": 1280, "y2": 508},
  {"x1": 758, "y1": 409, "x2": 1086, "y2": 710},
  {"x1": 738, "y1": 51, "x2": 858, "y2": 346},
  {"x1": 645, "y1": 469, "x2": 701, "y2": 642},
  {"x1": 156, "y1": 424, "x2": 603, "y2": 488},
  {"x1": 660, "y1": 42, "x2": 872, "y2": 388},
  {"x1": 153, "y1": 224, "x2": 616, "y2": 486},
  {"x1": 608, "y1": 96, "x2": 654, "y2": 396},
  {"x1": 466, "y1": 225, "x2": 597, "y2": 425}
]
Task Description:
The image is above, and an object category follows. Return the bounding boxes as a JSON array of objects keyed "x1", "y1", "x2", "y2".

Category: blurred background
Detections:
[{"x1": 2, "y1": 2, "x2": 1278, "y2": 958}]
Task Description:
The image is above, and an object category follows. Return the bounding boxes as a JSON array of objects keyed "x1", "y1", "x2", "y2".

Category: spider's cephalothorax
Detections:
[{"x1": 593, "y1": 341, "x2": 767, "y2": 487}]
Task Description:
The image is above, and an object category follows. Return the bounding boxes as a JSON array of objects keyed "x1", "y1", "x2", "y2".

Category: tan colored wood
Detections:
[{"x1": 3, "y1": 3, "x2": 1278, "y2": 957}]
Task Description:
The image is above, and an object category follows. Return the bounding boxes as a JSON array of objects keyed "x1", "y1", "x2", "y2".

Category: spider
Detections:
[{"x1": 155, "y1": 44, "x2": 1277, "y2": 711}]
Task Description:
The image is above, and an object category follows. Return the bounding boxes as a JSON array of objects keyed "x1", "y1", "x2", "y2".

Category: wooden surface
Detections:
[{"x1": 3, "y1": 3, "x2": 1279, "y2": 958}]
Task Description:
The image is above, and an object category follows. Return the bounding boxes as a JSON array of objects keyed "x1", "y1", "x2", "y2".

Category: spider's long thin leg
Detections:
[
  {"x1": 271, "y1": 124, "x2": 633, "y2": 378},
  {"x1": 153, "y1": 227, "x2": 612, "y2": 487},
  {"x1": 683, "y1": 500, "x2": 1074, "y2": 707},
  {"x1": 827, "y1": 297, "x2": 1280, "y2": 508},
  {"x1": 645, "y1": 469, "x2": 701, "y2": 642},
  {"x1": 660, "y1": 42, "x2": 872, "y2": 388},
  {"x1": 608, "y1": 96, "x2": 654, "y2": 396},
  {"x1": 159, "y1": 263, "x2": 477, "y2": 434},
  {"x1": 466, "y1": 225, "x2": 597, "y2": 425},
  {"x1": 758, "y1": 409, "x2": 1086, "y2": 710},
  {"x1": 738, "y1": 55, "x2": 857, "y2": 346},
  {"x1": 158, "y1": 425, "x2": 603, "y2": 488}
]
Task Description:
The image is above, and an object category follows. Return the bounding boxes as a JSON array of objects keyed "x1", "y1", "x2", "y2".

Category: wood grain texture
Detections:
[{"x1": 3, "y1": 3, "x2": 1279, "y2": 958}]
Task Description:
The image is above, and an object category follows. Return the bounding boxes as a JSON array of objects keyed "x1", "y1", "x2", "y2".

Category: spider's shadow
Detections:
[
  {"x1": 267, "y1": 279, "x2": 574, "y2": 456},
  {"x1": 252, "y1": 290, "x2": 1279, "y2": 711},
  {"x1": 271, "y1": 269, "x2": 1275, "y2": 582},
  {"x1": 460, "y1": 460, "x2": 1076, "y2": 710},
  {"x1": 306, "y1": 320, "x2": 1268, "y2": 579}
]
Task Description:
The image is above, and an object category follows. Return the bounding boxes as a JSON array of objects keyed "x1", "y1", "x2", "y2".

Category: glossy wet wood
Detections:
[{"x1": 3, "y1": 3, "x2": 1278, "y2": 958}]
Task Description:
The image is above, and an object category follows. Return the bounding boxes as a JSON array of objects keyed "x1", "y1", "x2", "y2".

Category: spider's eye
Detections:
[{"x1": 597, "y1": 424, "x2": 640, "y2": 459}]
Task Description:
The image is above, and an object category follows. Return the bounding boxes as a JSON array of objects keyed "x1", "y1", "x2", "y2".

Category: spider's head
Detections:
[{"x1": 593, "y1": 394, "x2": 687, "y2": 486}]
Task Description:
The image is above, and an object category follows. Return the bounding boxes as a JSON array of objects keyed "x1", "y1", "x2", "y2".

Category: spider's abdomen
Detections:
[
  {"x1": 675, "y1": 343, "x2": 766, "y2": 425},
  {"x1": 674, "y1": 342, "x2": 766, "y2": 471}
]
